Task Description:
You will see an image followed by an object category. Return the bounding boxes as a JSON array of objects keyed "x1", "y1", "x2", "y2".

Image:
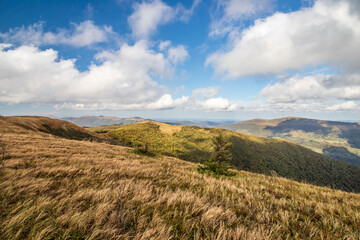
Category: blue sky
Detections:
[{"x1": 1, "y1": 0, "x2": 360, "y2": 121}]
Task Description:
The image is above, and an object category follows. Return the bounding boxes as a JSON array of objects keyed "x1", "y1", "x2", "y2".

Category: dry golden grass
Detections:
[{"x1": 0, "y1": 118, "x2": 360, "y2": 239}]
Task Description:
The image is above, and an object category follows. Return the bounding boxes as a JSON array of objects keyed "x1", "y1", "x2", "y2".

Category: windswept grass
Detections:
[{"x1": 0, "y1": 120, "x2": 360, "y2": 239}]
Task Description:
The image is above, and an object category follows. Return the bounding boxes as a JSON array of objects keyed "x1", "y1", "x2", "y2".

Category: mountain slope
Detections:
[
  {"x1": 91, "y1": 121, "x2": 360, "y2": 193},
  {"x1": 0, "y1": 117, "x2": 359, "y2": 239},
  {"x1": 1, "y1": 116, "x2": 110, "y2": 141},
  {"x1": 222, "y1": 117, "x2": 360, "y2": 166},
  {"x1": 62, "y1": 115, "x2": 145, "y2": 127}
]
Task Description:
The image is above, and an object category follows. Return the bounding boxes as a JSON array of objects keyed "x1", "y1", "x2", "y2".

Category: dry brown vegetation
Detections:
[{"x1": 0, "y1": 117, "x2": 360, "y2": 239}]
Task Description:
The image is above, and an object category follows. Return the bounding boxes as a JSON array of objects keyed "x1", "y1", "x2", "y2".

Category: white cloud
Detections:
[
  {"x1": 327, "y1": 101, "x2": 358, "y2": 111},
  {"x1": 128, "y1": 0, "x2": 200, "y2": 39},
  {"x1": 222, "y1": 99, "x2": 360, "y2": 113},
  {"x1": 159, "y1": 40, "x2": 171, "y2": 51},
  {"x1": 261, "y1": 75, "x2": 329, "y2": 103},
  {"x1": 0, "y1": 43, "x2": 187, "y2": 110},
  {"x1": 167, "y1": 45, "x2": 189, "y2": 64},
  {"x1": 0, "y1": 21, "x2": 116, "y2": 47},
  {"x1": 260, "y1": 74, "x2": 360, "y2": 103},
  {"x1": 55, "y1": 95, "x2": 189, "y2": 111},
  {"x1": 254, "y1": 73, "x2": 360, "y2": 113},
  {"x1": 60, "y1": 21, "x2": 115, "y2": 47},
  {"x1": 0, "y1": 43, "x2": 11, "y2": 50},
  {"x1": 158, "y1": 41, "x2": 190, "y2": 64},
  {"x1": 196, "y1": 97, "x2": 238, "y2": 111},
  {"x1": 147, "y1": 94, "x2": 189, "y2": 110},
  {"x1": 210, "y1": 0, "x2": 274, "y2": 36},
  {"x1": 221, "y1": 0, "x2": 272, "y2": 18},
  {"x1": 177, "y1": 0, "x2": 202, "y2": 22},
  {"x1": 180, "y1": 87, "x2": 239, "y2": 111},
  {"x1": 128, "y1": 0, "x2": 175, "y2": 39},
  {"x1": 207, "y1": 0, "x2": 360, "y2": 77}
]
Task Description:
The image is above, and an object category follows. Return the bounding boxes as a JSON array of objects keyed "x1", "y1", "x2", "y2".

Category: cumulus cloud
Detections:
[
  {"x1": 147, "y1": 94, "x2": 189, "y2": 110},
  {"x1": 0, "y1": 20, "x2": 116, "y2": 47},
  {"x1": 260, "y1": 74, "x2": 360, "y2": 103},
  {"x1": 327, "y1": 101, "x2": 358, "y2": 111},
  {"x1": 0, "y1": 43, "x2": 187, "y2": 110},
  {"x1": 158, "y1": 41, "x2": 189, "y2": 64},
  {"x1": 195, "y1": 97, "x2": 238, "y2": 111},
  {"x1": 167, "y1": 45, "x2": 189, "y2": 64},
  {"x1": 128, "y1": 0, "x2": 175, "y2": 39},
  {"x1": 210, "y1": 0, "x2": 274, "y2": 36},
  {"x1": 207, "y1": 0, "x2": 360, "y2": 77},
  {"x1": 181, "y1": 87, "x2": 239, "y2": 111},
  {"x1": 128, "y1": 0, "x2": 200, "y2": 39}
]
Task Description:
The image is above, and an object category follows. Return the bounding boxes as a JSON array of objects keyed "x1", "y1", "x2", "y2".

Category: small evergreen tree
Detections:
[{"x1": 198, "y1": 133, "x2": 234, "y2": 176}]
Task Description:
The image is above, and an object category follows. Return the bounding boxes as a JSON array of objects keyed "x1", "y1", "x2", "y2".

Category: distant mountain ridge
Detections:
[
  {"x1": 61, "y1": 115, "x2": 146, "y2": 127},
  {"x1": 61, "y1": 115, "x2": 236, "y2": 128},
  {"x1": 222, "y1": 117, "x2": 360, "y2": 166},
  {"x1": 163, "y1": 120, "x2": 236, "y2": 128}
]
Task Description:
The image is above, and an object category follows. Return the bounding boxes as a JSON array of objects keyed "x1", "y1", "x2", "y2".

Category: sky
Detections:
[{"x1": 1, "y1": 0, "x2": 360, "y2": 121}]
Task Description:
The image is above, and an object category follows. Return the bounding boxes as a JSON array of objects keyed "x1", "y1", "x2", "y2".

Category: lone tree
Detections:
[{"x1": 199, "y1": 133, "x2": 233, "y2": 176}]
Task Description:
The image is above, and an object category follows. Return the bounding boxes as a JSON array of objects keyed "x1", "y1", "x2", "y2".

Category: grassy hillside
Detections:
[
  {"x1": 90, "y1": 121, "x2": 360, "y2": 193},
  {"x1": 2, "y1": 116, "x2": 109, "y2": 141},
  {"x1": 222, "y1": 117, "x2": 360, "y2": 166},
  {"x1": 1, "y1": 117, "x2": 360, "y2": 239}
]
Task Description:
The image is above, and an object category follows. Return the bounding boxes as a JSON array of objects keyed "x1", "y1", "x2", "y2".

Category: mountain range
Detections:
[
  {"x1": 61, "y1": 115, "x2": 235, "y2": 129},
  {"x1": 62, "y1": 115, "x2": 146, "y2": 128},
  {"x1": 222, "y1": 117, "x2": 360, "y2": 166}
]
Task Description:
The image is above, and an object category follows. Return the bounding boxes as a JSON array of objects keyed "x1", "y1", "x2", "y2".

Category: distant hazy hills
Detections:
[
  {"x1": 164, "y1": 120, "x2": 236, "y2": 128},
  {"x1": 222, "y1": 117, "x2": 360, "y2": 166},
  {"x1": 90, "y1": 121, "x2": 360, "y2": 193},
  {"x1": 62, "y1": 115, "x2": 235, "y2": 128},
  {"x1": 62, "y1": 115, "x2": 145, "y2": 127}
]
